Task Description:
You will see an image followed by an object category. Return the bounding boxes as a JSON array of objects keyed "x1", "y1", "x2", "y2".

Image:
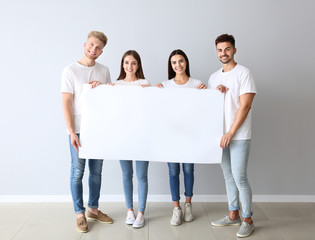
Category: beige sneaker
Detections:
[
  {"x1": 87, "y1": 210, "x2": 113, "y2": 223},
  {"x1": 183, "y1": 203, "x2": 194, "y2": 222},
  {"x1": 170, "y1": 207, "x2": 182, "y2": 226},
  {"x1": 76, "y1": 216, "x2": 88, "y2": 233}
]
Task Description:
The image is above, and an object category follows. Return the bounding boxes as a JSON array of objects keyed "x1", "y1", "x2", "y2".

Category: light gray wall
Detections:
[{"x1": 1, "y1": 0, "x2": 314, "y2": 197}]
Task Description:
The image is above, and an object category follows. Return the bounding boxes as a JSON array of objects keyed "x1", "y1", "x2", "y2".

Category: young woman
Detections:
[
  {"x1": 110, "y1": 50, "x2": 150, "y2": 228},
  {"x1": 155, "y1": 49, "x2": 206, "y2": 226}
]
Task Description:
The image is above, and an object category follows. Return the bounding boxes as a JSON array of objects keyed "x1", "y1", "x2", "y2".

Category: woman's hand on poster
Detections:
[
  {"x1": 197, "y1": 83, "x2": 207, "y2": 89},
  {"x1": 154, "y1": 83, "x2": 164, "y2": 88}
]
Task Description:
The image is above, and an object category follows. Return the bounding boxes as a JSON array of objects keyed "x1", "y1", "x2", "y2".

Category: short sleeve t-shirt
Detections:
[
  {"x1": 61, "y1": 61, "x2": 111, "y2": 133},
  {"x1": 161, "y1": 78, "x2": 202, "y2": 88},
  {"x1": 208, "y1": 64, "x2": 257, "y2": 140}
]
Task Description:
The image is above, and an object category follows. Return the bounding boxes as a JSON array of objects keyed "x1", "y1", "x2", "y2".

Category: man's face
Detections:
[
  {"x1": 216, "y1": 42, "x2": 236, "y2": 64},
  {"x1": 84, "y1": 36, "x2": 104, "y2": 60}
]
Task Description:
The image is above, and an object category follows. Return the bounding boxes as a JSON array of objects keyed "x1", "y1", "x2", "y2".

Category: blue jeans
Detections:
[
  {"x1": 221, "y1": 139, "x2": 253, "y2": 218},
  {"x1": 119, "y1": 160, "x2": 149, "y2": 212},
  {"x1": 69, "y1": 134, "x2": 103, "y2": 214},
  {"x1": 168, "y1": 163, "x2": 194, "y2": 201}
]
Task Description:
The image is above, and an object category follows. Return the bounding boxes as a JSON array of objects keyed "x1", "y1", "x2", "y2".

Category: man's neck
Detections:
[
  {"x1": 78, "y1": 56, "x2": 96, "y2": 67},
  {"x1": 222, "y1": 61, "x2": 237, "y2": 72}
]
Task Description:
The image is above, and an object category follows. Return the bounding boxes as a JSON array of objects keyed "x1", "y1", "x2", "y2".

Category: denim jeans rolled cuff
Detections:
[
  {"x1": 221, "y1": 139, "x2": 253, "y2": 219},
  {"x1": 168, "y1": 162, "x2": 194, "y2": 202},
  {"x1": 242, "y1": 210, "x2": 253, "y2": 218},
  {"x1": 228, "y1": 206, "x2": 240, "y2": 211},
  {"x1": 120, "y1": 160, "x2": 149, "y2": 212},
  {"x1": 69, "y1": 134, "x2": 103, "y2": 214},
  {"x1": 88, "y1": 205, "x2": 99, "y2": 209},
  {"x1": 184, "y1": 191, "x2": 193, "y2": 198}
]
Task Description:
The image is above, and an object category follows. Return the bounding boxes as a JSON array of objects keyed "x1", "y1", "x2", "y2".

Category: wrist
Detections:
[
  {"x1": 227, "y1": 130, "x2": 235, "y2": 137},
  {"x1": 69, "y1": 130, "x2": 76, "y2": 136}
]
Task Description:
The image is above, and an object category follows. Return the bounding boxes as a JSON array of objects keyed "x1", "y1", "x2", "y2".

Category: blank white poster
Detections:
[{"x1": 79, "y1": 85, "x2": 223, "y2": 164}]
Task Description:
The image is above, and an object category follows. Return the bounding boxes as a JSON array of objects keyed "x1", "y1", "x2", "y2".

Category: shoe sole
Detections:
[
  {"x1": 170, "y1": 221, "x2": 182, "y2": 226},
  {"x1": 236, "y1": 228, "x2": 255, "y2": 238},
  {"x1": 133, "y1": 224, "x2": 144, "y2": 228},
  {"x1": 87, "y1": 217, "x2": 113, "y2": 224},
  {"x1": 76, "y1": 227, "x2": 88, "y2": 233},
  {"x1": 211, "y1": 222, "x2": 241, "y2": 227}
]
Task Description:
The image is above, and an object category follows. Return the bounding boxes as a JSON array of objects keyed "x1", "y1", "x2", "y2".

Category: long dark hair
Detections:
[
  {"x1": 168, "y1": 49, "x2": 190, "y2": 79},
  {"x1": 117, "y1": 50, "x2": 145, "y2": 80}
]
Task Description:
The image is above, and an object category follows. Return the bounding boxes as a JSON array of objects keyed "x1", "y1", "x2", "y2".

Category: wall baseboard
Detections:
[{"x1": 0, "y1": 195, "x2": 314, "y2": 203}]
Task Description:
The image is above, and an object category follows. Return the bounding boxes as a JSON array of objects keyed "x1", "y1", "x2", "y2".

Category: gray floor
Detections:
[{"x1": 1, "y1": 202, "x2": 315, "y2": 240}]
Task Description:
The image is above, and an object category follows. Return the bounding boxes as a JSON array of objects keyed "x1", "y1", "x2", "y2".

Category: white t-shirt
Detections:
[
  {"x1": 61, "y1": 61, "x2": 111, "y2": 133},
  {"x1": 161, "y1": 78, "x2": 202, "y2": 88},
  {"x1": 114, "y1": 79, "x2": 150, "y2": 86},
  {"x1": 208, "y1": 64, "x2": 257, "y2": 140}
]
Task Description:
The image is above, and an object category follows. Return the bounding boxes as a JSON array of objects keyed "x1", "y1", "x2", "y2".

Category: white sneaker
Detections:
[
  {"x1": 183, "y1": 203, "x2": 194, "y2": 222},
  {"x1": 125, "y1": 210, "x2": 135, "y2": 225},
  {"x1": 211, "y1": 216, "x2": 241, "y2": 227},
  {"x1": 236, "y1": 221, "x2": 255, "y2": 238},
  {"x1": 133, "y1": 212, "x2": 145, "y2": 228},
  {"x1": 170, "y1": 207, "x2": 182, "y2": 226}
]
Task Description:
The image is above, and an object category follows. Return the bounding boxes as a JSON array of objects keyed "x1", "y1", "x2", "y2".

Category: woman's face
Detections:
[
  {"x1": 123, "y1": 55, "x2": 139, "y2": 75},
  {"x1": 170, "y1": 54, "x2": 187, "y2": 75}
]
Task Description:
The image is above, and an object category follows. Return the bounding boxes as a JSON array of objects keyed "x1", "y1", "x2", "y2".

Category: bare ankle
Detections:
[
  {"x1": 89, "y1": 208, "x2": 98, "y2": 215},
  {"x1": 243, "y1": 217, "x2": 253, "y2": 224},
  {"x1": 229, "y1": 210, "x2": 240, "y2": 220},
  {"x1": 76, "y1": 213, "x2": 84, "y2": 219}
]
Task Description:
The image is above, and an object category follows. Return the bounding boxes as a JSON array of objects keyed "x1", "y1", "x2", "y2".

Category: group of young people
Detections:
[{"x1": 61, "y1": 31, "x2": 257, "y2": 238}]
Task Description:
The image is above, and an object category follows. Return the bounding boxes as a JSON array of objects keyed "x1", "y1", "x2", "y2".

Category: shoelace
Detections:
[
  {"x1": 135, "y1": 214, "x2": 143, "y2": 223},
  {"x1": 173, "y1": 210, "x2": 180, "y2": 218},
  {"x1": 241, "y1": 222, "x2": 250, "y2": 229}
]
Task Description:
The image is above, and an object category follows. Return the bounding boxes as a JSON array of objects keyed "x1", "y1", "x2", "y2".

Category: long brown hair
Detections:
[
  {"x1": 117, "y1": 50, "x2": 145, "y2": 80},
  {"x1": 168, "y1": 49, "x2": 190, "y2": 80}
]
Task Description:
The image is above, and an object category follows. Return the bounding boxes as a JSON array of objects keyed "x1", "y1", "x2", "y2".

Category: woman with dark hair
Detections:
[
  {"x1": 110, "y1": 50, "x2": 150, "y2": 87},
  {"x1": 108, "y1": 50, "x2": 150, "y2": 228},
  {"x1": 155, "y1": 49, "x2": 206, "y2": 226}
]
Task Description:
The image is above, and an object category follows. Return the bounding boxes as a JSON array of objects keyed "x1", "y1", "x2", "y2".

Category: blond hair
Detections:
[{"x1": 88, "y1": 31, "x2": 108, "y2": 47}]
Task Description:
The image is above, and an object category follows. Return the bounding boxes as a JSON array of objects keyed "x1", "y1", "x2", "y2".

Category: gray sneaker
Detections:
[
  {"x1": 170, "y1": 207, "x2": 182, "y2": 226},
  {"x1": 211, "y1": 216, "x2": 241, "y2": 227},
  {"x1": 183, "y1": 203, "x2": 194, "y2": 222},
  {"x1": 236, "y1": 221, "x2": 255, "y2": 238}
]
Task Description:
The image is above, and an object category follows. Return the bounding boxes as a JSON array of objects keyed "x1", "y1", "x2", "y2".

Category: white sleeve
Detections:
[
  {"x1": 161, "y1": 80, "x2": 171, "y2": 87},
  {"x1": 144, "y1": 79, "x2": 151, "y2": 85},
  {"x1": 61, "y1": 68, "x2": 74, "y2": 94},
  {"x1": 105, "y1": 67, "x2": 111, "y2": 84},
  {"x1": 240, "y1": 70, "x2": 257, "y2": 96},
  {"x1": 195, "y1": 79, "x2": 202, "y2": 86}
]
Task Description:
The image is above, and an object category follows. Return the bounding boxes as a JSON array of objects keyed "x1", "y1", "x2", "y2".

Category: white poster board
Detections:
[{"x1": 79, "y1": 85, "x2": 223, "y2": 164}]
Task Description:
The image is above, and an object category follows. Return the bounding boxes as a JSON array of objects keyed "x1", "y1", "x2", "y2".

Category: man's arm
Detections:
[
  {"x1": 220, "y1": 93, "x2": 256, "y2": 148},
  {"x1": 62, "y1": 93, "x2": 81, "y2": 151}
]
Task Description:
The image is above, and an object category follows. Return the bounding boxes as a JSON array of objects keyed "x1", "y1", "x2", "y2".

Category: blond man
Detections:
[{"x1": 61, "y1": 31, "x2": 113, "y2": 233}]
